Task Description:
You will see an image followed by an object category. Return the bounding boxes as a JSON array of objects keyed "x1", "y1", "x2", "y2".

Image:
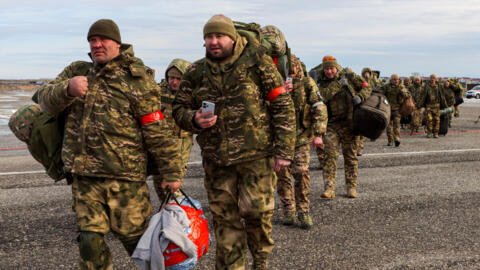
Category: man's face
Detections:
[
  {"x1": 391, "y1": 77, "x2": 400, "y2": 85},
  {"x1": 168, "y1": 76, "x2": 182, "y2": 91},
  {"x1": 414, "y1": 78, "x2": 421, "y2": 85},
  {"x1": 89, "y1": 35, "x2": 121, "y2": 64},
  {"x1": 324, "y1": 66, "x2": 337, "y2": 79},
  {"x1": 431, "y1": 76, "x2": 437, "y2": 84},
  {"x1": 363, "y1": 72, "x2": 370, "y2": 79},
  {"x1": 205, "y1": 33, "x2": 235, "y2": 61}
]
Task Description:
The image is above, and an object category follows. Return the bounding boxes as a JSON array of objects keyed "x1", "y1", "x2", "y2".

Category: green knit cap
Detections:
[
  {"x1": 322, "y1": 55, "x2": 341, "y2": 70},
  {"x1": 203, "y1": 14, "x2": 237, "y2": 41},
  {"x1": 87, "y1": 19, "x2": 121, "y2": 44}
]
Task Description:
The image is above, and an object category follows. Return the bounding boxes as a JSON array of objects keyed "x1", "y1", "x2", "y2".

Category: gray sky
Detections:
[{"x1": 1, "y1": 0, "x2": 479, "y2": 80}]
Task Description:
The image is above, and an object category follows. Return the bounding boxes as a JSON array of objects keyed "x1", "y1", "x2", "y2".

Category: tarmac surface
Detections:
[{"x1": 1, "y1": 90, "x2": 480, "y2": 269}]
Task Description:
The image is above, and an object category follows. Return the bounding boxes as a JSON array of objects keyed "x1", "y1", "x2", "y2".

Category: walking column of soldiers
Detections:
[{"x1": 23, "y1": 15, "x2": 466, "y2": 270}]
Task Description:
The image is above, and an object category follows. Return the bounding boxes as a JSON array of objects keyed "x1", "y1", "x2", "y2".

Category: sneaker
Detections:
[
  {"x1": 394, "y1": 141, "x2": 400, "y2": 147},
  {"x1": 282, "y1": 211, "x2": 295, "y2": 226},
  {"x1": 298, "y1": 212, "x2": 313, "y2": 229}
]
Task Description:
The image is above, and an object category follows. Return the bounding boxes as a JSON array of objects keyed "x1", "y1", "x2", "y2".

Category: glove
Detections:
[
  {"x1": 340, "y1": 77, "x2": 349, "y2": 87},
  {"x1": 352, "y1": 95, "x2": 362, "y2": 106}
]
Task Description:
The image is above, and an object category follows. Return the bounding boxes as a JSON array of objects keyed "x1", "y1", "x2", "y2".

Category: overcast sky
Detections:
[{"x1": 1, "y1": 0, "x2": 479, "y2": 80}]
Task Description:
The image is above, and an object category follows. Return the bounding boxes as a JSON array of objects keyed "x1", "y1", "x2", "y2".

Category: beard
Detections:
[{"x1": 206, "y1": 46, "x2": 234, "y2": 62}]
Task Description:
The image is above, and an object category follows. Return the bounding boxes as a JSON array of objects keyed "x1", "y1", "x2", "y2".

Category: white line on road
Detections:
[{"x1": 1, "y1": 149, "x2": 479, "y2": 176}]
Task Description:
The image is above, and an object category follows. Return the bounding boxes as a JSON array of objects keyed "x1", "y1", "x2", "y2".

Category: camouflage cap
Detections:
[
  {"x1": 165, "y1": 58, "x2": 192, "y2": 79},
  {"x1": 203, "y1": 14, "x2": 237, "y2": 41},
  {"x1": 8, "y1": 104, "x2": 41, "y2": 143},
  {"x1": 361, "y1": 67, "x2": 372, "y2": 77},
  {"x1": 260, "y1": 25, "x2": 287, "y2": 57}
]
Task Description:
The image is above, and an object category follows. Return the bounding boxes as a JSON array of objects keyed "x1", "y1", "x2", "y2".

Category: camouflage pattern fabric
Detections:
[
  {"x1": 408, "y1": 82, "x2": 424, "y2": 131},
  {"x1": 8, "y1": 104, "x2": 41, "y2": 143},
  {"x1": 387, "y1": 110, "x2": 401, "y2": 143},
  {"x1": 425, "y1": 104, "x2": 441, "y2": 135},
  {"x1": 36, "y1": 44, "x2": 182, "y2": 182},
  {"x1": 380, "y1": 82, "x2": 409, "y2": 110},
  {"x1": 323, "y1": 122, "x2": 358, "y2": 189},
  {"x1": 356, "y1": 135, "x2": 365, "y2": 154},
  {"x1": 203, "y1": 157, "x2": 276, "y2": 269},
  {"x1": 316, "y1": 146, "x2": 326, "y2": 169},
  {"x1": 316, "y1": 66, "x2": 369, "y2": 192},
  {"x1": 172, "y1": 31, "x2": 296, "y2": 166},
  {"x1": 419, "y1": 81, "x2": 446, "y2": 109},
  {"x1": 72, "y1": 175, "x2": 151, "y2": 269},
  {"x1": 276, "y1": 144, "x2": 311, "y2": 213},
  {"x1": 259, "y1": 25, "x2": 286, "y2": 57},
  {"x1": 164, "y1": 58, "x2": 191, "y2": 78}
]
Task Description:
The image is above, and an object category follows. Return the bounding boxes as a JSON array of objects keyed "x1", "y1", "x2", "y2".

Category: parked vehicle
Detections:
[{"x1": 466, "y1": 85, "x2": 480, "y2": 99}]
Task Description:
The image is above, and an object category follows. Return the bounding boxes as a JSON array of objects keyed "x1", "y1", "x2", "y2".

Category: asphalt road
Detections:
[{"x1": 1, "y1": 97, "x2": 480, "y2": 269}]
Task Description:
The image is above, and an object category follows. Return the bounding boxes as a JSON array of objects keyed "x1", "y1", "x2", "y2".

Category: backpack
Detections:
[{"x1": 353, "y1": 90, "x2": 391, "y2": 140}]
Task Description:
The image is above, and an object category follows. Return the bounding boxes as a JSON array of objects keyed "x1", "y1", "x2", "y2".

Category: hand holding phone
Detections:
[{"x1": 202, "y1": 101, "x2": 215, "y2": 119}]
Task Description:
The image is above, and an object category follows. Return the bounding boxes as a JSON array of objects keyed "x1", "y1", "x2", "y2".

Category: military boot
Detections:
[
  {"x1": 394, "y1": 140, "x2": 400, "y2": 147},
  {"x1": 298, "y1": 212, "x2": 313, "y2": 229},
  {"x1": 253, "y1": 260, "x2": 267, "y2": 270},
  {"x1": 433, "y1": 134, "x2": 439, "y2": 138},
  {"x1": 347, "y1": 187, "x2": 358, "y2": 198},
  {"x1": 321, "y1": 184, "x2": 335, "y2": 199},
  {"x1": 282, "y1": 211, "x2": 296, "y2": 226},
  {"x1": 426, "y1": 133, "x2": 432, "y2": 138}
]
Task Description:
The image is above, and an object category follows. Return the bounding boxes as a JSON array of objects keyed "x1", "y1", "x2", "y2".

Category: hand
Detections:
[
  {"x1": 352, "y1": 95, "x2": 362, "y2": 106},
  {"x1": 195, "y1": 107, "x2": 217, "y2": 129},
  {"x1": 161, "y1": 181, "x2": 182, "y2": 193},
  {"x1": 284, "y1": 78, "x2": 293, "y2": 93},
  {"x1": 68, "y1": 76, "x2": 88, "y2": 97},
  {"x1": 273, "y1": 158, "x2": 291, "y2": 172},
  {"x1": 340, "y1": 77, "x2": 349, "y2": 87},
  {"x1": 312, "y1": 136, "x2": 324, "y2": 148}
]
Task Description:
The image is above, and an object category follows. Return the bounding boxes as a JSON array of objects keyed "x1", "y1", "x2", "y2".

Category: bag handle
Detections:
[{"x1": 159, "y1": 188, "x2": 199, "y2": 212}]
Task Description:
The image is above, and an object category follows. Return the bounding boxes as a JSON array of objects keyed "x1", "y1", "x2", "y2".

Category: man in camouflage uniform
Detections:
[
  {"x1": 380, "y1": 74, "x2": 410, "y2": 146},
  {"x1": 172, "y1": 15, "x2": 295, "y2": 270},
  {"x1": 153, "y1": 58, "x2": 193, "y2": 201},
  {"x1": 317, "y1": 56, "x2": 371, "y2": 199},
  {"x1": 355, "y1": 67, "x2": 376, "y2": 156},
  {"x1": 441, "y1": 79, "x2": 456, "y2": 127},
  {"x1": 408, "y1": 76, "x2": 423, "y2": 133},
  {"x1": 403, "y1": 77, "x2": 411, "y2": 88},
  {"x1": 419, "y1": 74, "x2": 447, "y2": 138},
  {"x1": 450, "y1": 78, "x2": 464, "y2": 117},
  {"x1": 260, "y1": 25, "x2": 327, "y2": 229},
  {"x1": 36, "y1": 19, "x2": 182, "y2": 269}
]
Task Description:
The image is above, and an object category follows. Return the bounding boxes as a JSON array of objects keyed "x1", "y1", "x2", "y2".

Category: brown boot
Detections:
[
  {"x1": 253, "y1": 260, "x2": 267, "y2": 270},
  {"x1": 321, "y1": 185, "x2": 335, "y2": 199},
  {"x1": 347, "y1": 187, "x2": 358, "y2": 198}
]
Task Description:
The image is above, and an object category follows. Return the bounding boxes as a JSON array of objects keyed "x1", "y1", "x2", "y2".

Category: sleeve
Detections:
[
  {"x1": 37, "y1": 62, "x2": 84, "y2": 115},
  {"x1": 172, "y1": 64, "x2": 203, "y2": 134},
  {"x1": 257, "y1": 54, "x2": 296, "y2": 161},
  {"x1": 131, "y1": 73, "x2": 183, "y2": 183},
  {"x1": 305, "y1": 77, "x2": 327, "y2": 137},
  {"x1": 352, "y1": 73, "x2": 372, "y2": 101}
]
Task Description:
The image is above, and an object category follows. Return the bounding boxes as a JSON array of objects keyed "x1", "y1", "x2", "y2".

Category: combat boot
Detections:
[
  {"x1": 387, "y1": 141, "x2": 393, "y2": 146},
  {"x1": 253, "y1": 260, "x2": 267, "y2": 270},
  {"x1": 282, "y1": 211, "x2": 295, "y2": 226},
  {"x1": 426, "y1": 133, "x2": 432, "y2": 138},
  {"x1": 321, "y1": 184, "x2": 335, "y2": 199},
  {"x1": 394, "y1": 140, "x2": 400, "y2": 147},
  {"x1": 298, "y1": 212, "x2": 313, "y2": 229},
  {"x1": 357, "y1": 148, "x2": 363, "y2": 156},
  {"x1": 347, "y1": 187, "x2": 358, "y2": 198},
  {"x1": 433, "y1": 134, "x2": 439, "y2": 138}
]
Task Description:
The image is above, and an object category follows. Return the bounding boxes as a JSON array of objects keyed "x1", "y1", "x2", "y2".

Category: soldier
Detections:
[
  {"x1": 419, "y1": 74, "x2": 447, "y2": 138},
  {"x1": 441, "y1": 78, "x2": 456, "y2": 127},
  {"x1": 403, "y1": 77, "x2": 411, "y2": 88},
  {"x1": 355, "y1": 67, "x2": 376, "y2": 156},
  {"x1": 172, "y1": 15, "x2": 296, "y2": 270},
  {"x1": 261, "y1": 26, "x2": 327, "y2": 229},
  {"x1": 36, "y1": 19, "x2": 182, "y2": 269},
  {"x1": 408, "y1": 76, "x2": 423, "y2": 133},
  {"x1": 153, "y1": 58, "x2": 193, "y2": 201},
  {"x1": 380, "y1": 74, "x2": 410, "y2": 146},
  {"x1": 317, "y1": 56, "x2": 371, "y2": 199},
  {"x1": 450, "y1": 78, "x2": 464, "y2": 117}
]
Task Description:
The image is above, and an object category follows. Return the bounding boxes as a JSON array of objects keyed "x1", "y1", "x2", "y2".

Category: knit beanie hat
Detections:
[
  {"x1": 203, "y1": 14, "x2": 237, "y2": 41},
  {"x1": 87, "y1": 19, "x2": 121, "y2": 44},
  {"x1": 322, "y1": 55, "x2": 340, "y2": 70}
]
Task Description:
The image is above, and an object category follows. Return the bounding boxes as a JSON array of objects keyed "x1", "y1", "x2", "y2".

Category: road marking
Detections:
[{"x1": 0, "y1": 170, "x2": 44, "y2": 176}]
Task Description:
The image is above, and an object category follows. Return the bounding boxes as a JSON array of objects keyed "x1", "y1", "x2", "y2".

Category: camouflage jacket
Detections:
[
  {"x1": 441, "y1": 84, "x2": 456, "y2": 107},
  {"x1": 37, "y1": 44, "x2": 182, "y2": 182},
  {"x1": 317, "y1": 68, "x2": 372, "y2": 123},
  {"x1": 380, "y1": 82, "x2": 410, "y2": 110},
  {"x1": 419, "y1": 82, "x2": 447, "y2": 109},
  {"x1": 290, "y1": 55, "x2": 327, "y2": 146},
  {"x1": 159, "y1": 80, "x2": 193, "y2": 139},
  {"x1": 172, "y1": 32, "x2": 296, "y2": 166},
  {"x1": 408, "y1": 83, "x2": 423, "y2": 106}
]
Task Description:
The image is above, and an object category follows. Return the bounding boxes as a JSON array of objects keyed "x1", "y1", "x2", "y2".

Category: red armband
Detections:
[
  {"x1": 140, "y1": 110, "x2": 164, "y2": 126},
  {"x1": 267, "y1": 86, "x2": 286, "y2": 102},
  {"x1": 361, "y1": 81, "x2": 368, "y2": 88},
  {"x1": 272, "y1": 57, "x2": 279, "y2": 69}
]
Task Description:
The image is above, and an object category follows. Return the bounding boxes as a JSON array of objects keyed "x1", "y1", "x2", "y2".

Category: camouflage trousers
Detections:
[
  {"x1": 276, "y1": 144, "x2": 311, "y2": 214},
  {"x1": 410, "y1": 108, "x2": 423, "y2": 132},
  {"x1": 316, "y1": 146, "x2": 326, "y2": 169},
  {"x1": 387, "y1": 109, "x2": 401, "y2": 143},
  {"x1": 71, "y1": 175, "x2": 151, "y2": 270},
  {"x1": 454, "y1": 104, "x2": 460, "y2": 117},
  {"x1": 355, "y1": 136, "x2": 365, "y2": 154},
  {"x1": 204, "y1": 157, "x2": 276, "y2": 270},
  {"x1": 153, "y1": 136, "x2": 193, "y2": 202},
  {"x1": 425, "y1": 104, "x2": 441, "y2": 135},
  {"x1": 323, "y1": 122, "x2": 358, "y2": 189}
]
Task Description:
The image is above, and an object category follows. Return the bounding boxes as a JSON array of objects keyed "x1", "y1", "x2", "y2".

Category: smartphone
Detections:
[{"x1": 202, "y1": 101, "x2": 215, "y2": 119}]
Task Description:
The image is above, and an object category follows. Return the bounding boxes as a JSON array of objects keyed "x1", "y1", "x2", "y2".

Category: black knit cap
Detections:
[{"x1": 87, "y1": 19, "x2": 121, "y2": 44}]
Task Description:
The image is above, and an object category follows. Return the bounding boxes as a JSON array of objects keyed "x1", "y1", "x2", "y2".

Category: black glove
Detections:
[
  {"x1": 352, "y1": 95, "x2": 362, "y2": 106},
  {"x1": 340, "y1": 77, "x2": 349, "y2": 87}
]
